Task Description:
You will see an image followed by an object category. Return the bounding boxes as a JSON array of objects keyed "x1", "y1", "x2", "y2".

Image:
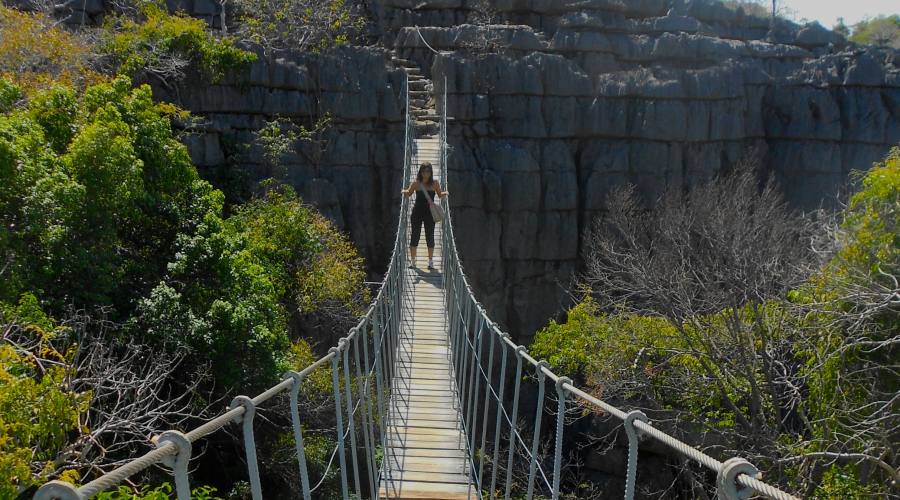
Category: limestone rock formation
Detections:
[
  {"x1": 156, "y1": 46, "x2": 409, "y2": 271},
  {"x1": 145, "y1": 0, "x2": 896, "y2": 347},
  {"x1": 382, "y1": 0, "x2": 899, "y2": 341}
]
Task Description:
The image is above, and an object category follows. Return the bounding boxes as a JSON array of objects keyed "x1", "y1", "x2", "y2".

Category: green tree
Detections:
[
  {"x1": 229, "y1": 183, "x2": 367, "y2": 319},
  {"x1": 850, "y1": 15, "x2": 900, "y2": 48},
  {"x1": 235, "y1": 0, "x2": 364, "y2": 53},
  {"x1": 0, "y1": 6, "x2": 104, "y2": 93},
  {"x1": 0, "y1": 76, "x2": 220, "y2": 311},
  {"x1": 794, "y1": 148, "x2": 899, "y2": 494},
  {"x1": 102, "y1": 3, "x2": 256, "y2": 85},
  {"x1": 132, "y1": 182, "x2": 366, "y2": 389}
]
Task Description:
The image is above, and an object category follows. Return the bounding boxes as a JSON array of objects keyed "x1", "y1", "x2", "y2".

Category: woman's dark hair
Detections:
[{"x1": 416, "y1": 162, "x2": 434, "y2": 185}]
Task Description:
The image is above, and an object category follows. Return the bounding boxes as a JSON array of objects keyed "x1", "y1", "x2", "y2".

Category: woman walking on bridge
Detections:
[{"x1": 402, "y1": 162, "x2": 447, "y2": 270}]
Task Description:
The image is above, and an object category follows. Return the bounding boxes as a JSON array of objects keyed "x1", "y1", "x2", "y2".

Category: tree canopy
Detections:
[
  {"x1": 0, "y1": 74, "x2": 365, "y2": 494},
  {"x1": 850, "y1": 15, "x2": 900, "y2": 48}
]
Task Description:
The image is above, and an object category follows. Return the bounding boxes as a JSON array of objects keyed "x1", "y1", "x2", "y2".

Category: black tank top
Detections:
[{"x1": 414, "y1": 182, "x2": 436, "y2": 214}]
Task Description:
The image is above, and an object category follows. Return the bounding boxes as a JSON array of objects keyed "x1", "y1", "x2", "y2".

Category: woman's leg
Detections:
[
  {"x1": 424, "y1": 216, "x2": 436, "y2": 264},
  {"x1": 409, "y1": 212, "x2": 423, "y2": 263}
]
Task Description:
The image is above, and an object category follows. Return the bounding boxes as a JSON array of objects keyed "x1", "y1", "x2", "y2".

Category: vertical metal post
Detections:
[
  {"x1": 402, "y1": 73, "x2": 410, "y2": 187},
  {"x1": 342, "y1": 344, "x2": 362, "y2": 498},
  {"x1": 443, "y1": 75, "x2": 448, "y2": 186},
  {"x1": 382, "y1": 302, "x2": 397, "y2": 488},
  {"x1": 381, "y1": 300, "x2": 395, "y2": 404},
  {"x1": 489, "y1": 335, "x2": 509, "y2": 500},
  {"x1": 451, "y1": 272, "x2": 463, "y2": 364},
  {"x1": 552, "y1": 377, "x2": 572, "y2": 500},
  {"x1": 526, "y1": 361, "x2": 549, "y2": 500},
  {"x1": 381, "y1": 291, "x2": 393, "y2": 391},
  {"x1": 391, "y1": 281, "x2": 402, "y2": 384},
  {"x1": 353, "y1": 329, "x2": 378, "y2": 499},
  {"x1": 466, "y1": 313, "x2": 485, "y2": 490},
  {"x1": 456, "y1": 297, "x2": 473, "y2": 427},
  {"x1": 478, "y1": 323, "x2": 497, "y2": 488},
  {"x1": 504, "y1": 348, "x2": 525, "y2": 500},
  {"x1": 230, "y1": 396, "x2": 262, "y2": 500},
  {"x1": 372, "y1": 308, "x2": 390, "y2": 486},
  {"x1": 623, "y1": 410, "x2": 649, "y2": 500},
  {"x1": 330, "y1": 346, "x2": 350, "y2": 500},
  {"x1": 465, "y1": 312, "x2": 484, "y2": 444},
  {"x1": 449, "y1": 276, "x2": 464, "y2": 410},
  {"x1": 157, "y1": 430, "x2": 193, "y2": 500},
  {"x1": 364, "y1": 320, "x2": 383, "y2": 491},
  {"x1": 283, "y1": 372, "x2": 312, "y2": 500}
]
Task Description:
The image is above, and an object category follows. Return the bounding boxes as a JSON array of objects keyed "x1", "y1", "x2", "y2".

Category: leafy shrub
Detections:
[
  {"x1": 229, "y1": 183, "x2": 367, "y2": 317},
  {"x1": 0, "y1": 6, "x2": 105, "y2": 93},
  {"x1": 0, "y1": 76, "x2": 209, "y2": 310},
  {"x1": 835, "y1": 147, "x2": 899, "y2": 280},
  {"x1": 0, "y1": 80, "x2": 22, "y2": 113},
  {"x1": 530, "y1": 297, "x2": 605, "y2": 377},
  {"x1": 235, "y1": 0, "x2": 365, "y2": 53},
  {"x1": 811, "y1": 465, "x2": 876, "y2": 499},
  {"x1": 794, "y1": 148, "x2": 899, "y2": 493},
  {"x1": 103, "y1": 3, "x2": 256, "y2": 82},
  {"x1": 849, "y1": 15, "x2": 900, "y2": 48},
  {"x1": 132, "y1": 182, "x2": 366, "y2": 389},
  {"x1": 0, "y1": 294, "x2": 90, "y2": 495},
  {"x1": 531, "y1": 296, "x2": 739, "y2": 422},
  {"x1": 95, "y1": 483, "x2": 222, "y2": 499}
]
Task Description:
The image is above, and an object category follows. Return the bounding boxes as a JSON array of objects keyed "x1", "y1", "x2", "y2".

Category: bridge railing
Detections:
[
  {"x1": 34, "y1": 74, "x2": 417, "y2": 500},
  {"x1": 435, "y1": 75, "x2": 799, "y2": 500}
]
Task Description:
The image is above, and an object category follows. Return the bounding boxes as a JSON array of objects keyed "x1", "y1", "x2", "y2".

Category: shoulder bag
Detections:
[{"x1": 419, "y1": 181, "x2": 445, "y2": 223}]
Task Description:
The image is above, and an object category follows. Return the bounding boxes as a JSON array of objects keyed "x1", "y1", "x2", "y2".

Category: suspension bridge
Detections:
[{"x1": 34, "y1": 65, "x2": 801, "y2": 500}]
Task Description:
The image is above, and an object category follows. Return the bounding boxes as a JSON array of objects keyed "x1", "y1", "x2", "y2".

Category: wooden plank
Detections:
[
  {"x1": 382, "y1": 471, "x2": 469, "y2": 485},
  {"x1": 386, "y1": 456, "x2": 468, "y2": 474},
  {"x1": 385, "y1": 446, "x2": 467, "y2": 459},
  {"x1": 393, "y1": 379, "x2": 455, "y2": 390},
  {"x1": 386, "y1": 437, "x2": 466, "y2": 450},
  {"x1": 379, "y1": 481, "x2": 476, "y2": 500},
  {"x1": 396, "y1": 367, "x2": 453, "y2": 377},
  {"x1": 389, "y1": 416, "x2": 461, "y2": 428}
]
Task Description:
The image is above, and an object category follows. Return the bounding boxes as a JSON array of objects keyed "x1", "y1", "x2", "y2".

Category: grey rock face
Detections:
[
  {"x1": 378, "y1": 1, "x2": 900, "y2": 345},
  {"x1": 157, "y1": 46, "x2": 407, "y2": 275},
  {"x1": 155, "y1": 0, "x2": 897, "y2": 351}
]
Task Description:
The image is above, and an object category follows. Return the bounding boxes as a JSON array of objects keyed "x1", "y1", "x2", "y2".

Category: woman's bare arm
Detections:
[
  {"x1": 403, "y1": 180, "x2": 419, "y2": 198},
  {"x1": 434, "y1": 181, "x2": 449, "y2": 199}
]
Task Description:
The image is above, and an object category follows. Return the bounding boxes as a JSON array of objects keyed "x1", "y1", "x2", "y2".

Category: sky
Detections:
[{"x1": 782, "y1": 0, "x2": 897, "y2": 29}]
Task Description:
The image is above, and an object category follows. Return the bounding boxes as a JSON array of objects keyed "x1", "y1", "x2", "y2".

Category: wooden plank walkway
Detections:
[{"x1": 379, "y1": 137, "x2": 477, "y2": 499}]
